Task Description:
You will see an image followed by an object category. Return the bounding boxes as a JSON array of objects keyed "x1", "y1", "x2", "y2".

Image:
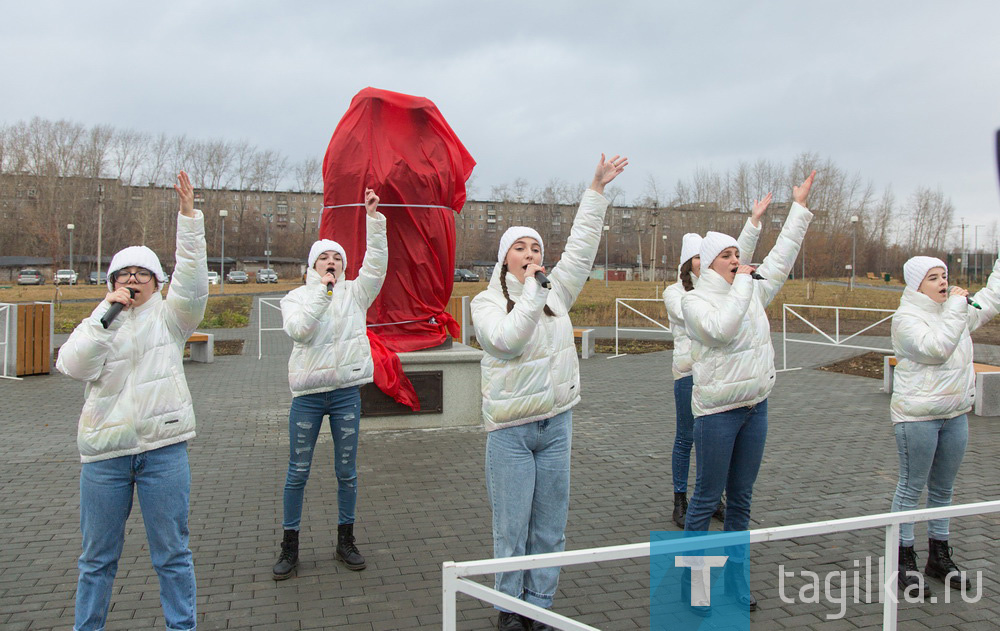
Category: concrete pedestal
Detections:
[{"x1": 361, "y1": 342, "x2": 484, "y2": 430}]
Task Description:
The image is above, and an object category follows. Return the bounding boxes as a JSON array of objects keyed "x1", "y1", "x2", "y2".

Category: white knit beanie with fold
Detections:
[
  {"x1": 680, "y1": 233, "x2": 702, "y2": 266},
  {"x1": 308, "y1": 239, "x2": 348, "y2": 271},
  {"x1": 699, "y1": 231, "x2": 739, "y2": 269},
  {"x1": 498, "y1": 226, "x2": 545, "y2": 265},
  {"x1": 106, "y1": 246, "x2": 167, "y2": 291},
  {"x1": 903, "y1": 256, "x2": 947, "y2": 292}
]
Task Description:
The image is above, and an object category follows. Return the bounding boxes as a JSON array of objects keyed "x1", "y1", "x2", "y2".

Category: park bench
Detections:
[
  {"x1": 883, "y1": 355, "x2": 1000, "y2": 416},
  {"x1": 186, "y1": 332, "x2": 214, "y2": 363},
  {"x1": 574, "y1": 328, "x2": 595, "y2": 360},
  {"x1": 867, "y1": 272, "x2": 878, "y2": 281}
]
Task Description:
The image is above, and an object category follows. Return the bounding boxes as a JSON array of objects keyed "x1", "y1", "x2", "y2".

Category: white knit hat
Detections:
[
  {"x1": 308, "y1": 239, "x2": 348, "y2": 271},
  {"x1": 106, "y1": 246, "x2": 167, "y2": 291},
  {"x1": 680, "y1": 233, "x2": 702, "y2": 266},
  {"x1": 699, "y1": 231, "x2": 739, "y2": 269},
  {"x1": 903, "y1": 256, "x2": 947, "y2": 292},
  {"x1": 498, "y1": 226, "x2": 544, "y2": 265}
]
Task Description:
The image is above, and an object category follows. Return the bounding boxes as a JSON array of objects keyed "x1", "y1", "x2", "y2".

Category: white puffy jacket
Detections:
[
  {"x1": 57, "y1": 211, "x2": 209, "y2": 463},
  {"x1": 681, "y1": 202, "x2": 812, "y2": 417},
  {"x1": 282, "y1": 212, "x2": 387, "y2": 397},
  {"x1": 472, "y1": 189, "x2": 609, "y2": 431},
  {"x1": 663, "y1": 218, "x2": 762, "y2": 380},
  {"x1": 890, "y1": 261, "x2": 1000, "y2": 423}
]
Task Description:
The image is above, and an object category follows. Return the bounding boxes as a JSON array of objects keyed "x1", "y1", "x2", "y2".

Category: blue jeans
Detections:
[
  {"x1": 684, "y1": 400, "x2": 768, "y2": 563},
  {"x1": 75, "y1": 442, "x2": 196, "y2": 631},
  {"x1": 891, "y1": 414, "x2": 969, "y2": 545},
  {"x1": 671, "y1": 376, "x2": 695, "y2": 494},
  {"x1": 283, "y1": 387, "x2": 361, "y2": 530},
  {"x1": 486, "y1": 410, "x2": 572, "y2": 611}
]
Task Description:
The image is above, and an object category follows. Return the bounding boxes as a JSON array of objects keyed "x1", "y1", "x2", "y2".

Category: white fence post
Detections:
[
  {"x1": 609, "y1": 298, "x2": 670, "y2": 359},
  {"x1": 779, "y1": 303, "x2": 895, "y2": 372},
  {"x1": 0, "y1": 303, "x2": 22, "y2": 381}
]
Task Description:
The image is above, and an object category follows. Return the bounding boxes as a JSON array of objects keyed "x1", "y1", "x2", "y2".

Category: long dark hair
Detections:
[
  {"x1": 500, "y1": 263, "x2": 556, "y2": 316},
  {"x1": 680, "y1": 259, "x2": 695, "y2": 292}
]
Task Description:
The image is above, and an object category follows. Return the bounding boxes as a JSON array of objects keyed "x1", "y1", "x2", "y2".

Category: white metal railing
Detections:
[
  {"x1": 442, "y1": 500, "x2": 1000, "y2": 631},
  {"x1": 0, "y1": 303, "x2": 21, "y2": 381},
  {"x1": 781, "y1": 303, "x2": 895, "y2": 371},
  {"x1": 610, "y1": 298, "x2": 670, "y2": 358},
  {"x1": 257, "y1": 297, "x2": 284, "y2": 359}
]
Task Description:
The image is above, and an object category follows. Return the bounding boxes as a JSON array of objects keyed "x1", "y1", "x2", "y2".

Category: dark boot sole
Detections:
[
  {"x1": 336, "y1": 553, "x2": 366, "y2": 571},
  {"x1": 925, "y1": 565, "x2": 969, "y2": 589},
  {"x1": 272, "y1": 566, "x2": 297, "y2": 581}
]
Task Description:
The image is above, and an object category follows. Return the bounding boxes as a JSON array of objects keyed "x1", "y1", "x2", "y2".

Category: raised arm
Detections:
[
  {"x1": 736, "y1": 193, "x2": 770, "y2": 264},
  {"x1": 472, "y1": 279, "x2": 548, "y2": 360},
  {"x1": 548, "y1": 154, "x2": 626, "y2": 308},
  {"x1": 351, "y1": 189, "x2": 388, "y2": 310},
  {"x1": 163, "y1": 171, "x2": 209, "y2": 340},
  {"x1": 893, "y1": 296, "x2": 968, "y2": 364},
  {"x1": 968, "y1": 257, "x2": 1000, "y2": 332},
  {"x1": 681, "y1": 277, "x2": 754, "y2": 347},
  {"x1": 754, "y1": 172, "x2": 816, "y2": 306}
]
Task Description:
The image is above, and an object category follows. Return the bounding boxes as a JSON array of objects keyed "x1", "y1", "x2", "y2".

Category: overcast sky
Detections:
[{"x1": 3, "y1": 1, "x2": 999, "y2": 246}]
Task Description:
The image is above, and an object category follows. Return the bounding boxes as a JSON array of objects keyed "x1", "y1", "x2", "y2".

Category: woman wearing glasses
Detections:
[{"x1": 57, "y1": 171, "x2": 208, "y2": 631}]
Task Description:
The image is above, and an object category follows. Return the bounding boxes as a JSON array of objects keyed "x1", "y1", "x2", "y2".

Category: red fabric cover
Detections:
[
  {"x1": 366, "y1": 330, "x2": 420, "y2": 411},
  {"x1": 322, "y1": 87, "x2": 475, "y2": 408}
]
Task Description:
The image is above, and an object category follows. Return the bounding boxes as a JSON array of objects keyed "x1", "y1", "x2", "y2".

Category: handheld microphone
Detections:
[
  {"x1": 100, "y1": 287, "x2": 136, "y2": 329},
  {"x1": 968, "y1": 296, "x2": 982, "y2": 310},
  {"x1": 750, "y1": 272, "x2": 766, "y2": 280},
  {"x1": 534, "y1": 271, "x2": 552, "y2": 289},
  {"x1": 327, "y1": 282, "x2": 334, "y2": 296}
]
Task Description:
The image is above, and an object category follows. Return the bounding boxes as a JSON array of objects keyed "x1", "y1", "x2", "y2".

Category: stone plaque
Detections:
[{"x1": 360, "y1": 370, "x2": 443, "y2": 416}]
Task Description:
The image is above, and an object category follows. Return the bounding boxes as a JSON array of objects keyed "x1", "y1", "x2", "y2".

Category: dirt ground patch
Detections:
[{"x1": 818, "y1": 351, "x2": 888, "y2": 380}]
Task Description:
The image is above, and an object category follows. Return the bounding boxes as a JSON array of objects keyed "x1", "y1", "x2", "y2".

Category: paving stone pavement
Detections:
[{"x1": 3, "y1": 302, "x2": 999, "y2": 630}]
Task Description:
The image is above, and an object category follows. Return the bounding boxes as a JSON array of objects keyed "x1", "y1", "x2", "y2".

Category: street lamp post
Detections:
[
  {"x1": 219, "y1": 209, "x2": 228, "y2": 294},
  {"x1": 974, "y1": 225, "x2": 984, "y2": 286},
  {"x1": 850, "y1": 215, "x2": 859, "y2": 291},
  {"x1": 263, "y1": 213, "x2": 273, "y2": 271},
  {"x1": 97, "y1": 184, "x2": 104, "y2": 284},
  {"x1": 603, "y1": 225, "x2": 610, "y2": 287},
  {"x1": 67, "y1": 223, "x2": 75, "y2": 273}
]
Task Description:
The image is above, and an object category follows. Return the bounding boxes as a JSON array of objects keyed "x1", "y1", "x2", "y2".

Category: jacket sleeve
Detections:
[
  {"x1": 55, "y1": 301, "x2": 121, "y2": 382},
  {"x1": 471, "y1": 281, "x2": 548, "y2": 360},
  {"x1": 967, "y1": 256, "x2": 1000, "y2": 332},
  {"x1": 547, "y1": 189, "x2": 610, "y2": 310},
  {"x1": 736, "y1": 218, "x2": 762, "y2": 265},
  {"x1": 350, "y1": 211, "x2": 389, "y2": 311},
  {"x1": 753, "y1": 202, "x2": 813, "y2": 307},
  {"x1": 893, "y1": 297, "x2": 968, "y2": 365},
  {"x1": 681, "y1": 276, "x2": 754, "y2": 347},
  {"x1": 163, "y1": 210, "x2": 209, "y2": 340},
  {"x1": 281, "y1": 285, "x2": 330, "y2": 344},
  {"x1": 663, "y1": 284, "x2": 685, "y2": 330}
]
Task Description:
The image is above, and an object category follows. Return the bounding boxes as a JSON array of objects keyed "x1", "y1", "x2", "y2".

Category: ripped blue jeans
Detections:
[{"x1": 283, "y1": 387, "x2": 361, "y2": 529}]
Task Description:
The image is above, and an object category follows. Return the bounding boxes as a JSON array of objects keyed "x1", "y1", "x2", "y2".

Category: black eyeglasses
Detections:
[{"x1": 112, "y1": 269, "x2": 154, "y2": 284}]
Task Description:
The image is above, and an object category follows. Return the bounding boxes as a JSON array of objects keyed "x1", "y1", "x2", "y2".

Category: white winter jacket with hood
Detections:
[
  {"x1": 281, "y1": 212, "x2": 388, "y2": 398},
  {"x1": 57, "y1": 211, "x2": 209, "y2": 463},
  {"x1": 890, "y1": 259, "x2": 1000, "y2": 423},
  {"x1": 472, "y1": 189, "x2": 609, "y2": 431},
  {"x1": 663, "y1": 218, "x2": 762, "y2": 380},
  {"x1": 681, "y1": 202, "x2": 812, "y2": 417}
]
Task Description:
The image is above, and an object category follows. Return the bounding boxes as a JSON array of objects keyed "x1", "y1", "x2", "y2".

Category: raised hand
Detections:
[
  {"x1": 950, "y1": 286, "x2": 969, "y2": 298},
  {"x1": 174, "y1": 171, "x2": 195, "y2": 217},
  {"x1": 590, "y1": 154, "x2": 628, "y2": 195},
  {"x1": 750, "y1": 192, "x2": 773, "y2": 227},
  {"x1": 736, "y1": 264, "x2": 754, "y2": 276},
  {"x1": 793, "y1": 170, "x2": 817, "y2": 207},
  {"x1": 364, "y1": 188, "x2": 380, "y2": 217}
]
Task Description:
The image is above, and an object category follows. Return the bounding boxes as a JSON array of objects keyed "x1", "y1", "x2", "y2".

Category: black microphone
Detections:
[
  {"x1": 967, "y1": 296, "x2": 982, "y2": 310},
  {"x1": 750, "y1": 272, "x2": 766, "y2": 280},
  {"x1": 101, "y1": 287, "x2": 136, "y2": 329},
  {"x1": 534, "y1": 271, "x2": 552, "y2": 289},
  {"x1": 327, "y1": 282, "x2": 334, "y2": 297}
]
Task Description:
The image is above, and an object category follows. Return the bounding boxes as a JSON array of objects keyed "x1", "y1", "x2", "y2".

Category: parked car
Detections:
[
  {"x1": 227, "y1": 270, "x2": 249, "y2": 284},
  {"x1": 453, "y1": 268, "x2": 480, "y2": 282},
  {"x1": 88, "y1": 271, "x2": 108, "y2": 285},
  {"x1": 16, "y1": 269, "x2": 45, "y2": 285},
  {"x1": 255, "y1": 268, "x2": 278, "y2": 283},
  {"x1": 207, "y1": 271, "x2": 220, "y2": 285},
  {"x1": 54, "y1": 269, "x2": 78, "y2": 285}
]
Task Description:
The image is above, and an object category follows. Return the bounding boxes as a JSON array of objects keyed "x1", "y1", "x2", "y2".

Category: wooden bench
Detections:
[
  {"x1": 574, "y1": 328, "x2": 595, "y2": 359},
  {"x1": 186, "y1": 332, "x2": 214, "y2": 363},
  {"x1": 884, "y1": 356, "x2": 1000, "y2": 416},
  {"x1": 867, "y1": 272, "x2": 878, "y2": 281}
]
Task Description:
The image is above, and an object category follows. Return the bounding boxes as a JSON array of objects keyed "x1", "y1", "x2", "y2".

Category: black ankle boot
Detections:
[
  {"x1": 925, "y1": 539, "x2": 971, "y2": 589},
  {"x1": 496, "y1": 611, "x2": 529, "y2": 630},
  {"x1": 672, "y1": 492, "x2": 688, "y2": 528},
  {"x1": 898, "y1": 545, "x2": 931, "y2": 597},
  {"x1": 272, "y1": 529, "x2": 299, "y2": 580},
  {"x1": 336, "y1": 523, "x2": 366, "y2": 570},
  {"x1": 724, "y1": 561, "x2": 757, "y2": 611}
]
